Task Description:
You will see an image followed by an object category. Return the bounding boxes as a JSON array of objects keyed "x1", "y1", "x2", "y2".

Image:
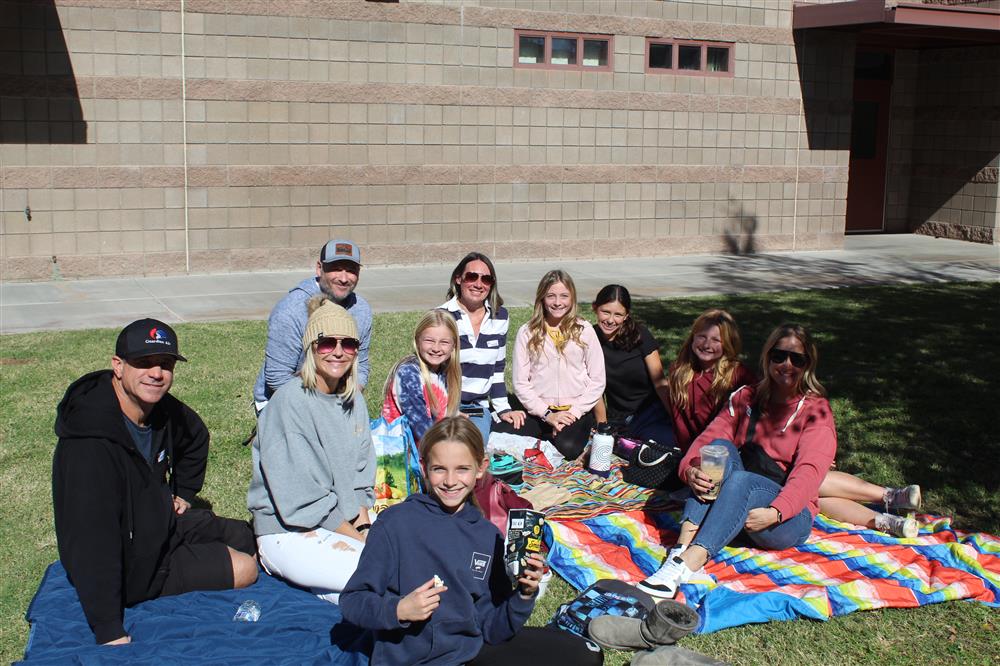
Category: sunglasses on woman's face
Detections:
[
  {"x1": 315, "y1": 336, "x2": 360, "y2": 355},
  {"x1": 461, "y1": 271, "x2": 494, "y2": 286},
  {"x1": 768, "y1": 348, "x2": 808, "y2": 368}
]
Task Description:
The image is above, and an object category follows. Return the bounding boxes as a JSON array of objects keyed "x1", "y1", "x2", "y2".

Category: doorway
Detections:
[{"x1": 845, "y1": 50, "x2": 893, "y2": 232}]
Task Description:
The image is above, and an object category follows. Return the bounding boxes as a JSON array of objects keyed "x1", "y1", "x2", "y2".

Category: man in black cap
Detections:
[
  {"x1": 52, "y1": 319, "x2": 258, "y2": 645},
  {"x1": 252, "y1": 238, "x2": 372, "y2": 413}
]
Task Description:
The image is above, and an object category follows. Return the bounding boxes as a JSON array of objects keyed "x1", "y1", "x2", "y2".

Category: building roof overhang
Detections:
[{"x1": 792, "y1": 0, "x2": 1000, "y2": 48}]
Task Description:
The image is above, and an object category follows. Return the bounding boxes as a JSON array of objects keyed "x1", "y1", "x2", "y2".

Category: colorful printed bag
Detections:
[{"x1": 370, "y1": 415, "x2": 422, "y2": 517}]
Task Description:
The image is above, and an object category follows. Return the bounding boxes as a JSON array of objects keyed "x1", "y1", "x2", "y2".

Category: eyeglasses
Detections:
[
  {"x1": 315, "y1": 336, "x2": 360, "y2": 355},
  {"x1": 768, "y1": 348, "x2": 808, "y2": 368},
  {"x1": 461, "y1": 271, "x2": 495, "y2": 286}
]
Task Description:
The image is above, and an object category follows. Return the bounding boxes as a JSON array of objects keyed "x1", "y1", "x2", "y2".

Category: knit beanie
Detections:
[{"x1": 302, "y1": 297, "x2": 357, "y2": 348}]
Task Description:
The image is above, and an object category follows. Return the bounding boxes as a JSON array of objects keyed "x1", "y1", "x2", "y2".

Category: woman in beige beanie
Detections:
[{"x1": 247, "y1": 296, "x2": 376, "y2": 603}]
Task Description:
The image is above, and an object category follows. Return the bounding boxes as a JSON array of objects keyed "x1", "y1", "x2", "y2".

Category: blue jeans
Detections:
[
  {"x1": 621, "y1": 400, "x2": 676, "y2": 447},
  {"x1": 461, "y1": 401, "x2": 493, "y2": 444},
  {"x1": 683, "y1": 439, "x2": 812, "y2": 557}
]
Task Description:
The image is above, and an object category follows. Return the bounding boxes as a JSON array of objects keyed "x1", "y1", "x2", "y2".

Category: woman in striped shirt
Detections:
[{"x1": 440, "y1": 253, "x2": 526, "y2": 444}]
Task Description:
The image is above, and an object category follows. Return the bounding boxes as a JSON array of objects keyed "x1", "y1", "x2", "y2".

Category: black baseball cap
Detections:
[{"x1": 115, "y1": 318, "x2": 187, "y2": 362}]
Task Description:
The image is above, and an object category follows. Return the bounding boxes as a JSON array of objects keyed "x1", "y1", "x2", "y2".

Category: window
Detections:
[
  {"x1": 645, "y1": 39, "x2": 733, "y2": 76},
  {"x1": 515, "y1": 31, "x2": 613, "y2": 71}
]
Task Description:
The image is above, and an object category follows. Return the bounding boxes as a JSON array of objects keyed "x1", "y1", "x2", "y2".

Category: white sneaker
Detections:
[
  {"x1": 875, "y1": 512, "x2": 919, "y2": 538},
  {"x1": 667, "y1": 544, "x2": 688, "y2": 561},
  {"x1": 884, "y1": 485, "x2": 922, "y2": 512},
  {"x1": 637, "y1": 556, "x2": 694, "y2": 599}
]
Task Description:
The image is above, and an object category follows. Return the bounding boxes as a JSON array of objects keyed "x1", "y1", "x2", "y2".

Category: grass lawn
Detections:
[{"x1": 2, "y1": 282, "x2": 998, "y2": 664}]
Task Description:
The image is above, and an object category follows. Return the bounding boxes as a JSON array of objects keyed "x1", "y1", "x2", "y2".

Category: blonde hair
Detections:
[
  {"x1": 419, "y1": 416, "x2": 485, "y2": 509},
  {"x1": 299, "y1": 296, "x2": 358, "y2": 402},
  {"x1": 755, "y1": 323, "x2": 826, "y2": 411},
  {"x1": 526, "y1": 269, "x2": 585, "y2": 358},
  {"x1": 383, "y1": 309, "x2": 462, "y2": 417},
  {"x1": 668, "y1": 309, "x2": 743, "y2": 411}
]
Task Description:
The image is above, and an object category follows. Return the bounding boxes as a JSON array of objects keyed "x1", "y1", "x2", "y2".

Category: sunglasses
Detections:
[
  {"x1": 315, "y1": 336, "x2": 360, "y2": 355},
  {"x1": 768, "y1": 348, "x2": 808, "y2": 368},
  {"x1": 461, "y1": 271, "x2": 495, "y2": 286}
]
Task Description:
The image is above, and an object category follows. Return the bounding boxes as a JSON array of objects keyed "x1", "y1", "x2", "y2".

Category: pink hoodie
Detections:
[{"x1": 512, "y1": 319, "x2": 606, "y2": 419}]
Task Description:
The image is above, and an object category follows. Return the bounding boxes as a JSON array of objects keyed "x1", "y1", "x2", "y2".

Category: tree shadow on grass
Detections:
[{"x1": 629, "y1": 282, "x2": 1000, "y2": 533}]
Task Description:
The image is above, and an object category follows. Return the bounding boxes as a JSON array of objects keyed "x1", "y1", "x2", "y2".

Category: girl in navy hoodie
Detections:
[{"x1": 340, "y1": 417, "x2": 602, "y2": 666}]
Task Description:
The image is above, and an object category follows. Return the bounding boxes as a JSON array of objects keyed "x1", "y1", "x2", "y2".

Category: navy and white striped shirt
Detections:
[{"x1": 440, "y1": 297, "x2": 512, "y2": 415}]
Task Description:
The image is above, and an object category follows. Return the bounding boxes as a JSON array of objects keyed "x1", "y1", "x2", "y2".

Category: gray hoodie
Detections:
[{"x1": 248, "y1": 380, "x2": 375, "y2": 535}]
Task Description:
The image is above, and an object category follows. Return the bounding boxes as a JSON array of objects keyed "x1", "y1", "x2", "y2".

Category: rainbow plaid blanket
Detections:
[{"x1": 545, "y1": 510, "x2": 1000, "y2": 634}]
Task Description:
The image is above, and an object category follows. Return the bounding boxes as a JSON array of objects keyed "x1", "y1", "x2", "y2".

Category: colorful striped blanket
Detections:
[
  {"x1": 523, "y1": 458, "x2": 675, "y2": 520},
  {"x1": 545, "y1": 510, "x2": 1000, "y2": 634}
]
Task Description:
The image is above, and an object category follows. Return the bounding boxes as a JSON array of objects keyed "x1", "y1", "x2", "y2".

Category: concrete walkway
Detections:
[{"x1": 2, "y1": 234, "x2": 997, "y2": 335}]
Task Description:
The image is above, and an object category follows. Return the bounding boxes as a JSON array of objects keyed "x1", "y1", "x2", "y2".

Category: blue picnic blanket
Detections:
[{"x1": 19, "y1": 562, "x2": 369, "y2": 665}]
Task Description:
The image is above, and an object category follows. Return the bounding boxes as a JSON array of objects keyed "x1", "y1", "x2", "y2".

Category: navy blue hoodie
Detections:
[{"x1": 340, "y1": 493, "x2": 535, "y2": 665}]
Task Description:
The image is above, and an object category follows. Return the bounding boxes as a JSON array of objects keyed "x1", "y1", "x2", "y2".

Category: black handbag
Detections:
[
  {"x1": 621, "y1": 438, "x2": 683, "y2": 490},
  {"x1": 738, "y1": 407, "x2": 790, "y2": 486}
]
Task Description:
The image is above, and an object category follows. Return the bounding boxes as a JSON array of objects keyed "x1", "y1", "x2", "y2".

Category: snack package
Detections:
[{"x1": 504, "y1": 509, "x2": 545, "y2": 578}]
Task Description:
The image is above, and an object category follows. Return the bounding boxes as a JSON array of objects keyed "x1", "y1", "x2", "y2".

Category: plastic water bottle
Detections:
[
  {"x1": 233, "y1": 599, "x2": 261, "y2": 622},
  {"x1": 589, "y1": 423, "x2": 614, "y2": 478}
]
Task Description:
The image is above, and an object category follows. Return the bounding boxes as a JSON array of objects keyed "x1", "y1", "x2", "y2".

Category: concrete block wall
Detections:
[
  {"x1": 907, "y1": 45, "x2": 1000, "y2": 244},
  {"x1": 0, "y1": 0, "x2": 849, "y2": 281}
]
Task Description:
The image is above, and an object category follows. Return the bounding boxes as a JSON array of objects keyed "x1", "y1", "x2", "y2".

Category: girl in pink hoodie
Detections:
[{"x1": 505, "y1": 270, "x2": 605, "y2": 459}]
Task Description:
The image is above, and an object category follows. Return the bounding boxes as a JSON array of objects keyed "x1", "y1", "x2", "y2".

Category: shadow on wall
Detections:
[
  {"x1": 0, "y1": 0, "x2": 86, "y2": 143},
  {"x1": 905, "y1": 47, "x2": 1000, "y2": 240},
  {"x1": 722, "y1": 200, "x2": 758, "y2": 256},
  {"x1": 793, "y1": 29, "x2": 854, "y2": 153}
]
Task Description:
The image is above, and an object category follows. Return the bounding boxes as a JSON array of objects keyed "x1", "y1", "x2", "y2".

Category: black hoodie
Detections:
[{"x1": 52, "y1": 370, "x2": 209, "y2": 643}]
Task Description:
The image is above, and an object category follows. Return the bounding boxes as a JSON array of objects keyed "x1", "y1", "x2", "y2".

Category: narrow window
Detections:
[
  {"x1": 648, "y1": 43, "x2": 672, "y2": 70},
  {"x1": 678, "y1": 45, "x2": 701, "y2": 71},
  {"x1": 551, "y1": 37, "x2": 577, "y2": 65},
  {"x1": 706, "y1": 46, "x2": 730, "y2": 72},
  {"x1": 518, "y1": 35, "x2": 545, "y2": 64}
]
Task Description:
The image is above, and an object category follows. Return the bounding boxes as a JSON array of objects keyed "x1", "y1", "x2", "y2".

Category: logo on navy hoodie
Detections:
[{"x1": 470, "y1": 552, "x2": 491, "y2": 580}]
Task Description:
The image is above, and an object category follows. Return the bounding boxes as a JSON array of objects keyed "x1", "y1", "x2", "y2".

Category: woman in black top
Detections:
[{"x1": 591, "y1": 284, "x2": 676, "y2": 446}]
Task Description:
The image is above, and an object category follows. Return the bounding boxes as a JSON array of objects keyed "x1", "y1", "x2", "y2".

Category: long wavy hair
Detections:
[
  {"x1": 526, "y1": 269, "x2": 585, "y2": 359},
  {"x1": 446, "y1": 252, "x2": 504, "y2": 312},
  {"x1": 383, "y1": 309, "x2": 462, "y2": 417},
  {"x1": 591, "y1": 284, "x2": 641, "y2": 350},
  {"x1": 755, "y1": 323, "x2": 826, "y2": 411},
  {"x1": 419, "y1": 416, "x2": 485, "y2": 509},
  {"x1": 668, "y1": 309, "x2": 742, "y2": 411},
  {"x1": 299, "y1": 296, "x2": 358, "y2": 403}
]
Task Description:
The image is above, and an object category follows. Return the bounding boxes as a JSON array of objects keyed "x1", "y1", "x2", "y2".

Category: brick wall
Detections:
[{"x1": 0, "y1": 0, "x2": 849, "y2": 281}]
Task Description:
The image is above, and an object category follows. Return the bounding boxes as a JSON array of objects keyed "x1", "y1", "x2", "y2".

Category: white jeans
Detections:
[{"x1": 257, "y1": 529, "x2": 365, "y2": 604}]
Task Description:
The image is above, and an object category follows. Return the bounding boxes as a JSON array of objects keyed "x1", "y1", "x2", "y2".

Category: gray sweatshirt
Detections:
[{"x1": 248, "y1": 380, "x2": 375, "y2": 536}]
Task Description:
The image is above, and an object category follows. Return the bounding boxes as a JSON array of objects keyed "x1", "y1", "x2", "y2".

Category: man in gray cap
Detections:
[
  {"x1": 52, "y1": 319, "x2": 258, "y2": 645},
  {"x1": 253, "y1": 239, "x2": 372, "y2": 412}
]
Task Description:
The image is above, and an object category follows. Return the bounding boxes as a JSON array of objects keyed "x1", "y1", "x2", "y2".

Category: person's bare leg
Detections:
[
  {"x1": 675, "y1": 520, "x2": 698, "y2": 547},
  {"x1": 678, "y1": 544, "x2": 710, "y2": 572},
  {"x1": 819, "y1": 497, "x2": 877, "y2": 528},
  {"x1": 230, "y1": 548, "x2": 259, "y2": 588},
  {"x1": 820, "y1": 498, "x2": 918, "y2": 538},
  {"x1": 819, "y1": 470, "x2": 885, "y2": 503}
]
